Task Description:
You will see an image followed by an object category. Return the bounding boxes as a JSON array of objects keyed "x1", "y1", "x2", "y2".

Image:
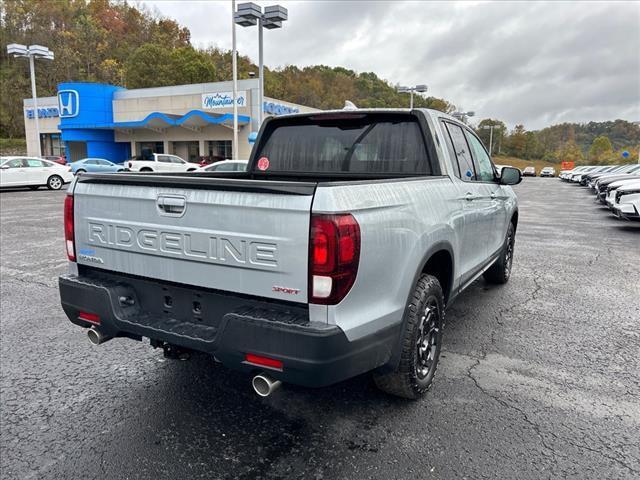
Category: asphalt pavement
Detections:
[{"x1": 1, "y1": 179, "x2": 639, "y2": 479}]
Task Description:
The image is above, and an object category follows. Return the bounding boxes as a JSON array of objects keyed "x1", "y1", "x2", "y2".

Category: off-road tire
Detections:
[
  {"x1": 483, "y1": 221, "x2": 516, "y2": 284},
  {"x1": 373, "y1": 274, "x2": 445, "y2": 399}
]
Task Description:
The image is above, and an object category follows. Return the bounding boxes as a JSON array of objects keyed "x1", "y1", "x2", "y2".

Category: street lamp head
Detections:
[
  {"x1": 262, "y1": 20, "x2": 283, "y2": 29},
  {"x1": 264, "y1": 5, "x2": 288, "y2": 22},
  {"x1": 234, "y1": 12, "x2": 258, "y2": 27},
  {"x1": 237, "y1": 2, "x2": 262, "y2": 17},
  {"x1": 7, "y1": 43, "x2": 28, "y2": 56},
  {"x1": 466, "y1": 111, "x2": 475, "y2": 117},
  {"x1": 7, "y1": 43, "x2": 54, "y2": 60},
  {"x1": 28, "y1": 44, "x2": 50, "y2": 56},
  {"x1": 236, "y1": 2, "x2": 262, "y2": 26},
  {"x1": 415, "y1": 84, "x2": 428, "y2": 93},
  {"x1": 397, "y1": 86, "x2": 410, "y2": 93}
]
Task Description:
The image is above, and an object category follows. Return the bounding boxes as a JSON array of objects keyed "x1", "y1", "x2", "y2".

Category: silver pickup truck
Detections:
[{"x1": 59, "y1": 109, "x2": 521, "y2": 399}]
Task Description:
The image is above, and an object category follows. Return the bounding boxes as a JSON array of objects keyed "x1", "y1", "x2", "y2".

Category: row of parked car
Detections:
[
  {"x1": 0, "y1": 155, "x2": 248, "y2": 190},
  {"x1": 496, "y1": 165, "x2": 557, "y2": 177},
  {"x1": 522, "y1": 166, "x2": 557, "y2": 177},
  {"x1": 559, "y1": 163, "x2": 640, "y2": 221}
]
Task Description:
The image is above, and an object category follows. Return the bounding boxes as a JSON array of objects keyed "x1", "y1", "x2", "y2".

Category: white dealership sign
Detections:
[{"x1": 201, "y1": 91, "x2": 247, "y2": 109}]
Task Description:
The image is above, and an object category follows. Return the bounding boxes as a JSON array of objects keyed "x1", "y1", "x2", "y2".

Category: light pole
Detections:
[
  {"x1": 6, "y1": 43, "x2": 54, "y2": 157},
  {"x1": 453, "y1": 111, "x2": 475, "y2": 124},
  {"x1": 235, "y1": 3, "x2": 288, "y2": 126},
  {"x1": 397, "y1": 84, "x2": 428, "y2": 109},
  {"x1": 481, "y1": 124, "x2": 499, "y2": 156},
  {"x1": 231, "y1": 0, "x2": 239, "y2": 160}
]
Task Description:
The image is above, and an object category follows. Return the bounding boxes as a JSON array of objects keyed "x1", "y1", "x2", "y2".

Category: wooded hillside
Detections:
[{"x1": 2, "y1": 0, "x2": 638, "y2": 164}]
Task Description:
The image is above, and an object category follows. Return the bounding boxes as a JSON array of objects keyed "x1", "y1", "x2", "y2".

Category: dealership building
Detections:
[{"x1": 23, "y1": 79, "x2": 318, "y2": 163}]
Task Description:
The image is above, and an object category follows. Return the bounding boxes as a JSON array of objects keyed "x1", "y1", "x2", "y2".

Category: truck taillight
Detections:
[
  {"x1": 309, "y1": 213, "x2": 360, "y2": 305},
  {"x1": 64, "y1": 194, "x2": 75, "y2": 261}
]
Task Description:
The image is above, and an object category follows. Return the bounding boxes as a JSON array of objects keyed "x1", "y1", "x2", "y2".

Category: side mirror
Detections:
[
  {"x1": 500, "y1": 166, "x2": 522, "y2": 185},
  {"x1": 0, "y1": 165, "x2": 9, "y2": 170}
]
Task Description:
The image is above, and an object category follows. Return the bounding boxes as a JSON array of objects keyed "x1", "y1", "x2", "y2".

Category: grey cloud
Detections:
[{"x1": 139, "y1": 0, "x2": 639, "y2": 129}]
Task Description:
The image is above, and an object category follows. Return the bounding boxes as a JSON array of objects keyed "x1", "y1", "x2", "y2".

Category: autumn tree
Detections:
[
  {"x1": 588, "y1": 135, "x2": 613, "y2": 164},
  {"x1": 124, "y1": 44, "x2": 174, "y2": 88},
  {"x1": 506, "y1": 125, "x2": 527, "y2": 158},
  {"x1": 556, "y1": 139, "x2": 584, "y2": 164}
]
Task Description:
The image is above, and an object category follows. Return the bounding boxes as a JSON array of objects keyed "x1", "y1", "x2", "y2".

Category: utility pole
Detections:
[
  {"x1": 231, "y1": 0, "x2": 238, "y2": 160},
  {"x1": 258, "y1": 14, "x2": 264, "y2": 125},
  {"x1": 481, "y1": 124, "x2": 501, "y2": 156},
  {"x1": 29, "y1": 55, "x2": 42, "y2": 157}
]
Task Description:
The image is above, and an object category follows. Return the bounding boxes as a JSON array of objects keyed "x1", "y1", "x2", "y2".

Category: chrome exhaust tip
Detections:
[
  {"x1": 87, "y1": 328, "x2": 112, "y2": 346},
  {"x1": 252, "y1": 373, "x2": 282, "y2": 397}
]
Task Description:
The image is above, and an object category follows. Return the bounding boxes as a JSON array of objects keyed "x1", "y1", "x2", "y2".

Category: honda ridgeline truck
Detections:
[{"x1": 59, "y1": 109, "x2": 521, "y2": 399}]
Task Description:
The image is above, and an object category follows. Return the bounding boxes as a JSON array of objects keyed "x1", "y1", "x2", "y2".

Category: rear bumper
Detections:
[{"x1": 59, "y1": 269, "x2": 398, "y2": 388}]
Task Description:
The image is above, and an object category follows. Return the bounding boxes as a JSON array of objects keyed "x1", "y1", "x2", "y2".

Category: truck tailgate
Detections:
[{"x1": 72, "y1": 175, "x2": 315, "y2": 303}]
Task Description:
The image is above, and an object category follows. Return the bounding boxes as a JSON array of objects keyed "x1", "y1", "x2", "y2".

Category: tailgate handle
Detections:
[{"x1": 157, "y1": 195, "x2": 186, "y2": 216}]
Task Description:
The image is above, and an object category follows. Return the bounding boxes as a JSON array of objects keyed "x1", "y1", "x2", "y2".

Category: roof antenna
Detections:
[{"x1": 343, "y1": 100, "x2": 357, "y2": 110}]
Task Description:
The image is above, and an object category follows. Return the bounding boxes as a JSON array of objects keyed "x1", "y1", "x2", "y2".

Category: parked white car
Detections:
[
  {"x1": 0, "y1": 156, "x2": 74, "y2": 190},
  {"x1": 200, "y1": 160, "x2": 248, "y2": 172},
  {"x1": 604, "y1": 178, "x2": 640, "y2": 208},
  {"x1": 127, "y1": 154, "x2": 198, "y2": 173},
  {"x1": 612, "y1": 182, "x2": 640, "y2": 221}
]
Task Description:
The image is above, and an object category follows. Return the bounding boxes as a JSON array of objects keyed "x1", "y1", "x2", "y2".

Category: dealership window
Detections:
[
  {"x1": 208, "y1": 140, "x2": 232, "y2": 160},
  {"x1": 40, "y1": 133, "x2": 65, "y2": 157},
  {"x1": 138, "y1": 142, "x2": 164, "y2": 154}
]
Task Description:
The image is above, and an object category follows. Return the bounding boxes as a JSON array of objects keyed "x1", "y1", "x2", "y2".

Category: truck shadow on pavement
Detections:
[
  {"x1": 78, "y1": 303, "x2": 474, "y2": 480},
  {"x1": 96, "y1": 352, "x2": 421, "y2": 479}
]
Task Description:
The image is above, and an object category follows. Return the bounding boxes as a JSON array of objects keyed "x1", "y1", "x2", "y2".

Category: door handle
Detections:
[
  {"x1": 490, "y1": 192, "x2": 497, "y2": 200},
  {"x1": 465, "y1": 192, "x2": 476, "y2": 201}
]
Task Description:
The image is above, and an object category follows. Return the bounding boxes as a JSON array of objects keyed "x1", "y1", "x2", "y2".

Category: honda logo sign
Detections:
[{"x1": 58, "y1": 90, "x2": 80, "y2": 118}]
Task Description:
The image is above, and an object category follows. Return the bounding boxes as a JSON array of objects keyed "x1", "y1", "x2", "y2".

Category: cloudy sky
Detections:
[{"x1": 138, "y1": 0, "x2": 639, "y2": 129}]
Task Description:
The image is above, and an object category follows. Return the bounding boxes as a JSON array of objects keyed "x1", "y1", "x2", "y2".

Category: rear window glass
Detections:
[{"x1": 254, "y1": 114, "x2": 431, "y2": 175}]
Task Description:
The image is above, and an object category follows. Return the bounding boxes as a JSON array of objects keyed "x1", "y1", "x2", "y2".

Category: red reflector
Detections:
[
  {"x1": 244, "y1": 353, "x2": 283, "y2": 370},
  {"x1": 78, "y1": 311, "x2": 100, "y2": 325}
]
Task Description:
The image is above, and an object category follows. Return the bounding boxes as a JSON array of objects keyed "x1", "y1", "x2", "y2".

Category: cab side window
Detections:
[
  {"x1": 465, "y1": 131, "x2": 496, "y2": 182},
  {"x1": 440, "y1": 121, "x2": 461, "y2": 178},
  {"x1": 157, "y1": 155, "x2": 171, "y2": 163},
  {"x1": 445, "y1": 123, "x2": 476, "y2": 181}
]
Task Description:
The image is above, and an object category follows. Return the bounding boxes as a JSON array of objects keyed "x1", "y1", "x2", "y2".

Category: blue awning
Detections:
[{"x1": 59, "y1": 110, "x2": 251, "y2": 130}]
